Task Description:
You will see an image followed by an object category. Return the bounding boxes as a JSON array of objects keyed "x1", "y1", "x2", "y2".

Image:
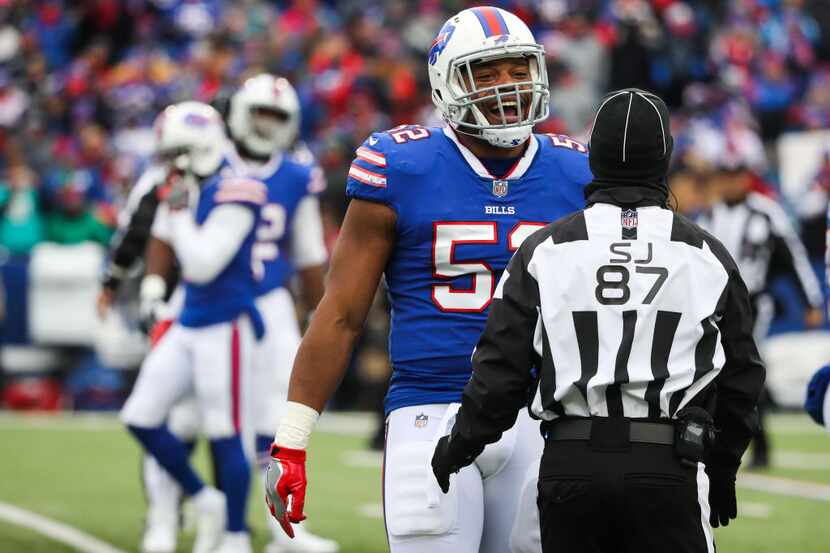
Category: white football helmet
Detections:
[
  {"x1": 228, "y1": 73, "x2": 300, "y2": 158},
  {"x1": 428, "y1": 6, "x2": 549, "y2": 148},
  {"x1": 153, "y1": 101, "x2": 225, "y2": 178}
]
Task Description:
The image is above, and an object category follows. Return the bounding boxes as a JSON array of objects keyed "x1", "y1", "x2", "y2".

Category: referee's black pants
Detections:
[{"x1": 537, "y1": 433, "x2": 714, "y2": 553}]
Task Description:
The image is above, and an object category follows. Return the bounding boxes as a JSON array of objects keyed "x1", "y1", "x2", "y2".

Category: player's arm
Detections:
[
  {"x1": 704, "y1": 253, "x2": 766, "y2": 528},
  {"x1": 265, "y1": 198, "x2": 395, "y2": 535},
  {"x1": 711, "y1": 264, "x2": 766, "y2": 470},
  {"x1": 97, "y1": 177, "x2": 163, "y2": 316},
  {"x1": 168, "y1": 205, "x2": 255, "y2": 283},
  {"x1": 767, "y1": 203, "x2": 824, "y2": 325},
  {"x1": 138, "y1": 236, "x2": 177, "y2": 335},
  {"x1": 135, "y1": 196, "x2": 179, "y2": 332},
  {"x1": 432, "y1": 233, "x2": 543, "y2": 492},
  {"x1": 288, "y1": 198, "x2": 394, "y2": 411},
  {"x1": 298, "y1": 266, "x2": 325, "y2": 311},
  {"x1": 291, "y1": 195, "x2": 328, "y2": 310}
]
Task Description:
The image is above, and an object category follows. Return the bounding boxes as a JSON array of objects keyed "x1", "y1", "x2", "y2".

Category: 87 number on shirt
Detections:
[
  {"x1": 594, "y1": 242, "x2": 669, "y2": 305},
  {"x1": 432, "y1": 221, "x2": 545, "y2": 312}
]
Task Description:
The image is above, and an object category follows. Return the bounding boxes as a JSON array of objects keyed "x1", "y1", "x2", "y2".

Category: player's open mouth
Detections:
[{"x1": 487, "y1": 100, "x2": 521, "y2": 123}]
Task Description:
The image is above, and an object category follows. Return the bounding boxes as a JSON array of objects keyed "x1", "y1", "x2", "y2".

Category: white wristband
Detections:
[
  {"x1": 275, "y1": 401, "x2": 320, "y2": 450},
  {"x1": 140, "y1": 274, "x2": 167, "y2": 302}
]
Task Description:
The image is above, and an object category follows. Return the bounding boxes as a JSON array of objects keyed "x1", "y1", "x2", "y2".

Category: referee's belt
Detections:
[{"x1": 544, "y1": 418, "x2": 674, "y2": 446}]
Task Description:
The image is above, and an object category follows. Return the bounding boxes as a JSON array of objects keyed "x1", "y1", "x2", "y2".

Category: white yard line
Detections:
[
  {"x1": 0, "y1": 410, "x2": 379, "y2": 436},
  {"x1": 738, "y1": 473, "x2": 830, "y2": 502},
  {"x1": 738, "y1": 501, "x2": 772, "y2": 518},
  {"x1": 0, "y1": 412, "x2": 122, "y2": 431},
  {"x1": 358, "y1": 503, "x2": 384, "y2": 520},
  {"x1": 342, "y1": 450, "x2": 383, "y2": 469},
  {"x1": 767, "y1": 415, "x2": 829, "y2": 436},
  {"x1": 0, "y1": 501, "x2": 129, "y2": 553},
  {"x1": 317, "y1": 412, "x2": 376, "y2": 437},
  {"x1": 771, "y1": 451, "x2": 830, "y2": 470}
]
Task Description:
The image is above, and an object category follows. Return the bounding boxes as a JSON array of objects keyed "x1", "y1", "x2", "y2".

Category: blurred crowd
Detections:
[
  {"x1": 0, "y1": 0, "x2": 829, "y2": 412},
  {"x1": 0, "y1": 0, "x2": 828, "y2": 245}
]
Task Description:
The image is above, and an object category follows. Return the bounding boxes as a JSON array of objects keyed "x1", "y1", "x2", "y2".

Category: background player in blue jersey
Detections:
[
  {"x1": 136, "y1": 77, "x2": 338, "y2": 553},
  {"x1": 121, "y1": 101, "x2": 267, "y2": 553},
  {"x1": 226, "y1": 74, "x2": 338, "y2": 553},
  {"x1": 265, "y1": 7, "x2": 592, "y2": 553}
]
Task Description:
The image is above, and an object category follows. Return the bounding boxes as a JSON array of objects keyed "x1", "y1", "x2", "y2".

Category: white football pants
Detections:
[
  {"x1": 384, "y1": 403, "x2": 543, "y2": 553},
  {"x1": 135, "y1": 288, "x2": 301, "y2": 526},
  {"x1": 121, "y1": 317, "x2": 256, "y2": 440}
]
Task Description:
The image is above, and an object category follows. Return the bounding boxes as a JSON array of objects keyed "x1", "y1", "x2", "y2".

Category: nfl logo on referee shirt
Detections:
[
  {"x1": 621, "y1": 208, "x2": 638, "y2": 239},
  {"x1": 492, "y1": 179, "x2": 509, "y2": 197},
  {"x1": 414, "y1": 413, "x2": 429, "y2": 428}
]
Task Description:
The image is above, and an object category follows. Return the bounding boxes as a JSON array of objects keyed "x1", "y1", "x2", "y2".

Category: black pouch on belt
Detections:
[{"x1": 674, "y1": 407, "x2": 716, "y2": 467}]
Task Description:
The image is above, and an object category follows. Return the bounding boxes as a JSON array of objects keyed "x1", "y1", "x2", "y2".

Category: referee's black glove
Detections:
[
  {"x1": 432, "y1": 435, "x2": 460, "y2": 494},
  {"x1": 705, "y1": 464, "x2": 738, "y2": 527},
  {"x1": 432, "y1": 434, "x2": 483, "y2": 494}
]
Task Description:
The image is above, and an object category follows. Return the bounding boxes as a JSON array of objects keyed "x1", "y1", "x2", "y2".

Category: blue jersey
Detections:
[
  {"x1": 179, "y1": 174, "x2": 267, "y2": 337},
  {"x1": 346, "y1": 125, "x2": 592, "y2": 415},
  {"x1": 224, "y1": 149, "x2": 325, "y2": 296}
]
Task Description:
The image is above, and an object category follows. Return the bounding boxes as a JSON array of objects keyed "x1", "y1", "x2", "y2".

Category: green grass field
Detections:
[{"x1": 0, "y1": 412, "x2": 829, "y2": 553}]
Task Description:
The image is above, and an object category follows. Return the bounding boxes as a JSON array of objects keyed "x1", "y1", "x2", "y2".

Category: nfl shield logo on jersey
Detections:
[
  {"x1": 621, "y1": 208, "x2": 638, "y2": 239},
  {"x1": 414, "y1": 413, "x2": 429, "y2": 428},
  {"x1": 622, "y1": 209, "x2": 638, "y2": 229},
  {"x1": 492, "y1": 179, "x2": 509, "y2": 197}
]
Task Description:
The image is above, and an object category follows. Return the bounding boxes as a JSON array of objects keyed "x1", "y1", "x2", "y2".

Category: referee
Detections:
[
  {"x1": 432, "y1": 89, "x2": 765, "y2": 553},
  {"x1": 697, "y1": 154, "x2": 824, "y2": 468},
  {"x1": 95, "y1": 163, "x2": 177, "y2": 322}
]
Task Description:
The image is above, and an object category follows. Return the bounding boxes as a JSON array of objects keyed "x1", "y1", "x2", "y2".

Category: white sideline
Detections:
[{"x1": 0, "y1": 501, "x2": 129, "y2": 553}]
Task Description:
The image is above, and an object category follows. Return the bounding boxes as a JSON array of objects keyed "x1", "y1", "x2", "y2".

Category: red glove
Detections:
[
  {"x1": 264, "y1": 444, "x2": 307, "y2": 538},
  {"x1": 149, "y1": 319, "x2": 173, "y2": 348}
]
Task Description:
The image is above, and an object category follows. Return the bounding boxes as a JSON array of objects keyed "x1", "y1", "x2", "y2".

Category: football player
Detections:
[
  {"x1": 228, "y1": 73, "x2": 337, "y2": 553},
  {"x1": 121, "y1": 101, "x2": 266, "y2": 553},
  {"x1": 265, "y1": 7, "x2": 591, "y2": 553},
  {"x1": 94, "y1": 156, "x2": 186, "y2": 553},
  {"x1": 137, "y1": 76, "x2": 338, "y2": 553}
]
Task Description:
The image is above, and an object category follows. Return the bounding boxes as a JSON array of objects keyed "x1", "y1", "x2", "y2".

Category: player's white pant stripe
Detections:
[
  {"x1": 356, "y1": 147, "x2": 387, "y2": 167},
  {"x1": 349, "y1": 164, "x2": 387, "y2": 188}
]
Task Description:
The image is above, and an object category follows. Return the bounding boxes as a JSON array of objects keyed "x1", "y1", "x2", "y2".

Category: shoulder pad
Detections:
[
  {"x1": 289, "y1": 141, "x2": 316, "y2": 167},
  {"x1": 537, "y1": 133, "x2": 593, "y2": 185},
  {"x1": 346, "y1": 126, "x2": 444, "y2": 212},
  {"x1": 213, "y1": 176, "x2": 267, "y2": 206},
  {"x1": 540, "y1": 133, "x2": 589, "y2": 155},
  {"x1": 279, "y1": 157, "x2": 326, "y2": 196},
  {"x1": 356, "y1": 125, "x2": 443, "y2": 176}
]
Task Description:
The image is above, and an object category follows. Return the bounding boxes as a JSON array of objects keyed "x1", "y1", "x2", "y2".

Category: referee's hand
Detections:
[
  {"x1": 705, "y1": 464, "x2": 737, "y2": 527},
  {"x1": 431, "y1": 435, "x2": 455, "y2": 494}
]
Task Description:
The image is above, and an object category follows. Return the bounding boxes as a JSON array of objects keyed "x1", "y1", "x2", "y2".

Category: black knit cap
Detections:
[{"x1": 585, "y1": 88, "x2": 674, "y2": 206}]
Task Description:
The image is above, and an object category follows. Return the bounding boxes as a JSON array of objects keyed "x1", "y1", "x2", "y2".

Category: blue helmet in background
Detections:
[{"x1": 805, "y1": 364, "x2": 830, "y2": 426}]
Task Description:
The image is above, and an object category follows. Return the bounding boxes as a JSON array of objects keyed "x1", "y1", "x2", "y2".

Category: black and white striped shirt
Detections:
[
  {"x1": 697, "y1": 192, "x2": 822, "y2": 308},
  {"x1": 101, "y1": 164, "x2": 167, "y2": 291},
  {"x1": 452, "y1": 203, "x2": 765, "y2": 469}
]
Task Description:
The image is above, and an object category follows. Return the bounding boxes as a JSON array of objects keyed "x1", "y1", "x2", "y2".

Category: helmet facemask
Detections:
[
  {"x1": 243, "y1": 105, "x2": 295, "y2": 157},
  {"x1": 441, "y1": 44, "x2": 549, "y2": 148},
  {"x1": 229, "y1": 75, "x2": 301, "y2": 160}
]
